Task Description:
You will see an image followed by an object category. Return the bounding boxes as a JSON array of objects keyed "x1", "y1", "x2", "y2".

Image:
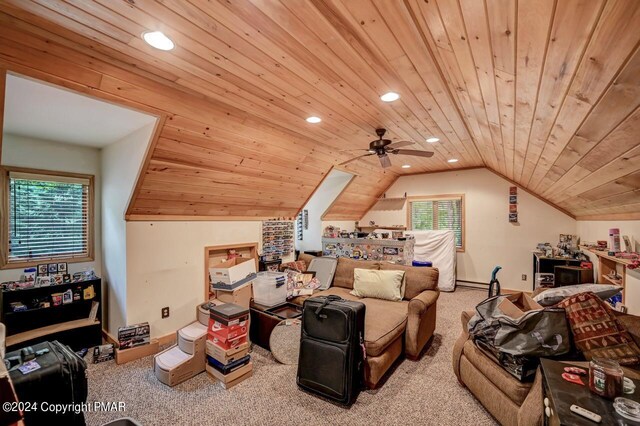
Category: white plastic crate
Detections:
[{"x1": 252, "y1": 271, "x2": 287, "y2": 306}]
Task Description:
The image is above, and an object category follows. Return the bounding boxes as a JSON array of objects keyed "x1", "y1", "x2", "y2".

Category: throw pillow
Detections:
[
  {"x1": 350, "y1": 269, "x2": 405, "y2": 301},
  {"x1": 279, "y1": 260, "x2": 307, "y2": 272},
  {"x1": 556, "y1": 292, "x2": 640, "y2": 365},
  {"x1": 533, "y1": 284, "x2": 622, "y2": 307}
]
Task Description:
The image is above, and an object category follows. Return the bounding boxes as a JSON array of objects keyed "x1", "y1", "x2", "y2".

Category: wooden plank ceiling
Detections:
[{"x1": 0, "y1": 0, "x2": 638, "y2": 220}]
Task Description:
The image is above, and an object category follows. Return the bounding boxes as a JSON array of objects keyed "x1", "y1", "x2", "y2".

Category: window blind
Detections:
[
  {"x1": 8, "y1": 173, "x2": 90, "y2": 261},
  {"x1": 410, "y1": 197, "x2": 463, "y2": 248}
]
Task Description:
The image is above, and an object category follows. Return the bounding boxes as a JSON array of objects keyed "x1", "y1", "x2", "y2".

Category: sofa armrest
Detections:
[
  {"x1": 405, "y1": 290, "x2": 439, "y2": 358},
  {"x1": 460, "y1": 310, "x2": 474, "y2": 338},
  {"x1": 408, "y1": 290, "x2": 439, "y2": 316}
]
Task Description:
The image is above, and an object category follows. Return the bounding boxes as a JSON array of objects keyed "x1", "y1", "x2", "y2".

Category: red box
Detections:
[
  {"x1": 208, "y1": 332, "x2": 248, "y2": 350},
  {"x1": 208, "y1": 316, "x2": 248, "y2": 340}
]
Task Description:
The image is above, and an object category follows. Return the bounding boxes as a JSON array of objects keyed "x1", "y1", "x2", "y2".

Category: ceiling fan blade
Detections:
[
  {"x1": 338, "y1": 148, "x2": 372, "y2": 153},
  {"x1": 338, "y1": 153, "x2": 374, "y2": 166},
  {"x1": 379, "y1": 154, "x2": 392, "y2": 168},
  {"x1": 391, "y1": 149, "x2": 434, "y2": 158},
  {"x1": 386, "y1": 140, "x2": 414, "y2": 149}
]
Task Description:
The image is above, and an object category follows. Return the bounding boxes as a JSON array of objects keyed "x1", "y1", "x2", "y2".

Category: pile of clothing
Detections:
[{"x1": 468, "y1": 284, "x2": 640, "y2": 381}]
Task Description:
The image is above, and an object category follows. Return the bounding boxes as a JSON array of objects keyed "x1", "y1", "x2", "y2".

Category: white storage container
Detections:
[{"x1": 252, "y1": 271, "x2": 287, "y2": 306}]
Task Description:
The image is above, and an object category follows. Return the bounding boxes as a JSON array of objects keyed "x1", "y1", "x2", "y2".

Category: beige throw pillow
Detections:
[{"x1": 350, "y1": 269, "x2": 406, "y2": 301}]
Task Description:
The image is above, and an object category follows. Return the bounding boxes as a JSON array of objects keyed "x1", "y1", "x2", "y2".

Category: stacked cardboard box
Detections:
[{"x1": 205, "y1": 303, "x2": 252, "y2": 389}]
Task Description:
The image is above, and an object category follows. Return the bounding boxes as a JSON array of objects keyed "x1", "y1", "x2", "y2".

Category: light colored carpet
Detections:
[{"x1": 86, "y1": 287, "x2": 496, "y2": 426}]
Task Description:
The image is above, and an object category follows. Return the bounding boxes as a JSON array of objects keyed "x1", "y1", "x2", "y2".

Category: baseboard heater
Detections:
[{"x1": 456, "y1": 280, "x2": 489, "y2": 290}]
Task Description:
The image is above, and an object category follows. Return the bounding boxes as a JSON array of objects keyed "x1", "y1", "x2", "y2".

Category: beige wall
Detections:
[
  {"x1": 101, "y1": 124, "x2": 155, "y2": 333},
  {"x1": 0, "y1": 133, "x2": 102, "y2": 282},
  {"x1": 126, "y1": 221, "x2": 293, "y2": 337},
  {"x1": 361, "y1": 168, "x2": 577, "y2": 291},
  {"x1": 578, "y1": 220, "x2": 640, "y2": 314}
]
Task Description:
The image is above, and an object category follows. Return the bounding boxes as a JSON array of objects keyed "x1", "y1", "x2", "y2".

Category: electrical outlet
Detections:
[
  {"x1": 522, "y1": 274, "x2": 527, "y2": 281},
  {"x1": 161, "y1": 307, "x2": 170, "y2": 318}
]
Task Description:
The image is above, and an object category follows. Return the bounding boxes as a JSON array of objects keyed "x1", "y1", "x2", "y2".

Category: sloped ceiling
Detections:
[{"x1": 0, "y1": 0, "x2": 638, "y2": 220}]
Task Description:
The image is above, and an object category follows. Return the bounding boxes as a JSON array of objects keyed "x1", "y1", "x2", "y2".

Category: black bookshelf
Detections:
[{"x1": 1, "y1": 278, "x2": 102, "y2": 351}]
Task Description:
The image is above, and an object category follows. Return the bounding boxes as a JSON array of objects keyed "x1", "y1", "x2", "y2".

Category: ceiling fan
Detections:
[{"x1": 339, "y1": 128, "x2": 434, "y2": 168}]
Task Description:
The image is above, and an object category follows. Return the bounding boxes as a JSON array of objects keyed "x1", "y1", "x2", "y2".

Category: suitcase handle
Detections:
[{"x1": 314, "y1": 295, "x2": 342, "y2": 316}]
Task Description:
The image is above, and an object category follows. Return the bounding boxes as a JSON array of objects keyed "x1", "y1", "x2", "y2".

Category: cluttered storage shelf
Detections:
[
  {"x1": 582, "y1": 246, "x2": 637, "y2": 306},
  {"x1": 0, "y1": 277, "x2": 102, "y2": 351}
]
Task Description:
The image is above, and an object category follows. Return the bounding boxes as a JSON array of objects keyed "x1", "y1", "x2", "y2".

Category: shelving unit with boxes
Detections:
[
  {"x1": 0, "y1": 278, "x2": 102, "y2": 351},
  {"x1": 584, "y1": 247, "x2": 635, "y2": 308},
  {"x1": 204, "y1": 243, "x2": 258, "y2": 303}
]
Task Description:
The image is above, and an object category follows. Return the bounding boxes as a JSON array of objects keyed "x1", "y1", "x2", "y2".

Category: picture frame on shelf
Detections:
[
  {"x1": 48, "y1": 263, "x2": 58, "y2": 274},
  {"x1": 38, "y1": 264, "x2": 49, "y2": 276},
  {"x1": 63, "y1": 274, "x2": 71, "y2": 284},
  {"x1": 36, "y1": 276, "x2": 52, "y2": 287},
  {"x1": 57, "y1": 262, "x2": 68, "y2": 273}
]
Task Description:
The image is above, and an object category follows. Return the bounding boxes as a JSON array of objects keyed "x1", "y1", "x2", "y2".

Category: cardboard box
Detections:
[
  {"x1": 216, "y1": 283, "x2": 252, "y2": 308},
  {"x1": 206, "y1": 340, "x2": 249, "y2": 364},
  {"x1": 116, "y1": 339, "x2": 159, "y2": 364},
  {"x1": 206, "y1": 360, "x2": 253, "y2": 383},
  {"x1": 497, "y1": 292, "x2": 542, "y2": 319},
  {"x1": 209, "y1": 258, "x2": 257, "y2": 286},
  {"x1": 118, "y1": 322, "x2": 151, "y2": 349},
  {"x1": 208, "y1": 332, "x2": 248, "y2": 350},
  {"x1": 209, "y1": 318, "x2": 249, "y2": 341}
]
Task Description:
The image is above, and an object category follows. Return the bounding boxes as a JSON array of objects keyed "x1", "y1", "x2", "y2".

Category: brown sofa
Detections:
[
  {"x1": 452, "y1": 307, "x2": 640, "y2": 426},
  {"x1": 295, "y1": 254, "x2": 439, "y2": 388}
]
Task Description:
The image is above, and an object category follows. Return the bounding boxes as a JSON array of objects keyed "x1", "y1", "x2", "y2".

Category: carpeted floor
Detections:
[{"x1": 86, "y1": 287, "x2": 496, "y2": 426}]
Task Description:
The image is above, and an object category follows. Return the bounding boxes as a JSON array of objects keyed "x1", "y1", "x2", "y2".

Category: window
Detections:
[
  {"x1": 408, "y1": 195, "x2": 465, "y2": 250},
  {"x1": 1, "y1": 167, "x2": 94, "y2": 268}
]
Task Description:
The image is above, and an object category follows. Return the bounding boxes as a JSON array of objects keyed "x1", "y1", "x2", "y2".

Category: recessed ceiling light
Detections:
[
  {"x1": 142, "y1": 31, "x2": 175, "y2": 51},
  {"x1": 380, "y1": 92, "x2": 400, "y2": 102},
  {"x1": 306, "y1": 116, "x2": 321, "y2": 123},
  {"x1": 426, "y1": 137, "x2": 440, "y2": 143},
  {"x1": 402, "y1": 164, "x2": 411, "y2": 169},
  {"x1": 447, "y1": 158, "x2": 459, "y2": 163}
]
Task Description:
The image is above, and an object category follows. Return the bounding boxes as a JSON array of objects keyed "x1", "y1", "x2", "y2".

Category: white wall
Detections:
[
  {"x1": 296, "y1": 169, "x2": 353, "y2": 252},
  {"x1": 0, "y1": 133, "x2": 102, "y2": 282},
  {"x1": 126, "y1": 221, "x2": 264, "y2": 336},
  {"x1": 361, "y1": 168, "x2": 577, "y2": 291},
  {"x1": 578, "y1": 220, "x2": 640, "y2": 315},
  {"x1": 101, "y1": 123, "x2": 156, "y2": 333}
]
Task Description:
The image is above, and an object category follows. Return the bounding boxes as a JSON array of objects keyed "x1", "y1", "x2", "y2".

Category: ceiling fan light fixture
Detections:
[
  {"x1": 426, "y1": 137, "x2": 440, "y2": 143},
  {"x1": 368, "y1": 149, "x2": 376, "y2": 153},
  {"x1": 402, "y1": 164, "x2": 411, "y2": 169},
  {"x1": 447, "y1": 158, "x2": 459, "y2": 163},
  {"x1": 306, "y1": 116, "x2": 322, "y2": 123},
  {"x1": 380, "y1": 92, "x2": 400, "y2": 102},
  {"x1": 142, "y1": 31, "x2": 175, "y2": 51}
]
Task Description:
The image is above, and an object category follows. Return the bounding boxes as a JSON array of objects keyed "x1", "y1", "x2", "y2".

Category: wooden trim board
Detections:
[
  {"x1": 115, "y1": 339, "x2": 160, "y2": 364},
  {"x1": 0, "y1": 68, "x2": 5, "y2": 165},
  {"x1": 126, "y1": 214, "x2": 294, "y2": 221}
]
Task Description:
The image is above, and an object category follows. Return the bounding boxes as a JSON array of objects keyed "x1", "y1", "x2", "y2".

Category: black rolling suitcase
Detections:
[
  {"x1": 297, "y1": 295, "x2": 365, "y2": 405},
  {"x1": 6, "y1": 340, "x2": 88, "y2": 426}
]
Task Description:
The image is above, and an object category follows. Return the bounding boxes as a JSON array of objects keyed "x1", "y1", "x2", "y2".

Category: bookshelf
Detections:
[{"x1": 0, "y1": 278, "x2": 102, "y2": 351}]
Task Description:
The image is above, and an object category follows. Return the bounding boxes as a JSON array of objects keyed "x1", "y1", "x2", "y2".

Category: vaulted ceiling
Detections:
[{"x1": 0, "y1": 0, "x2": 638, "y2": 220}]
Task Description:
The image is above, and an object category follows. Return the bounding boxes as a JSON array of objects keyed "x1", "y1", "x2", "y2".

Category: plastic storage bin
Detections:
[{"x1": 252, "y1": 272, "x2": 287, "y2": 306}]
